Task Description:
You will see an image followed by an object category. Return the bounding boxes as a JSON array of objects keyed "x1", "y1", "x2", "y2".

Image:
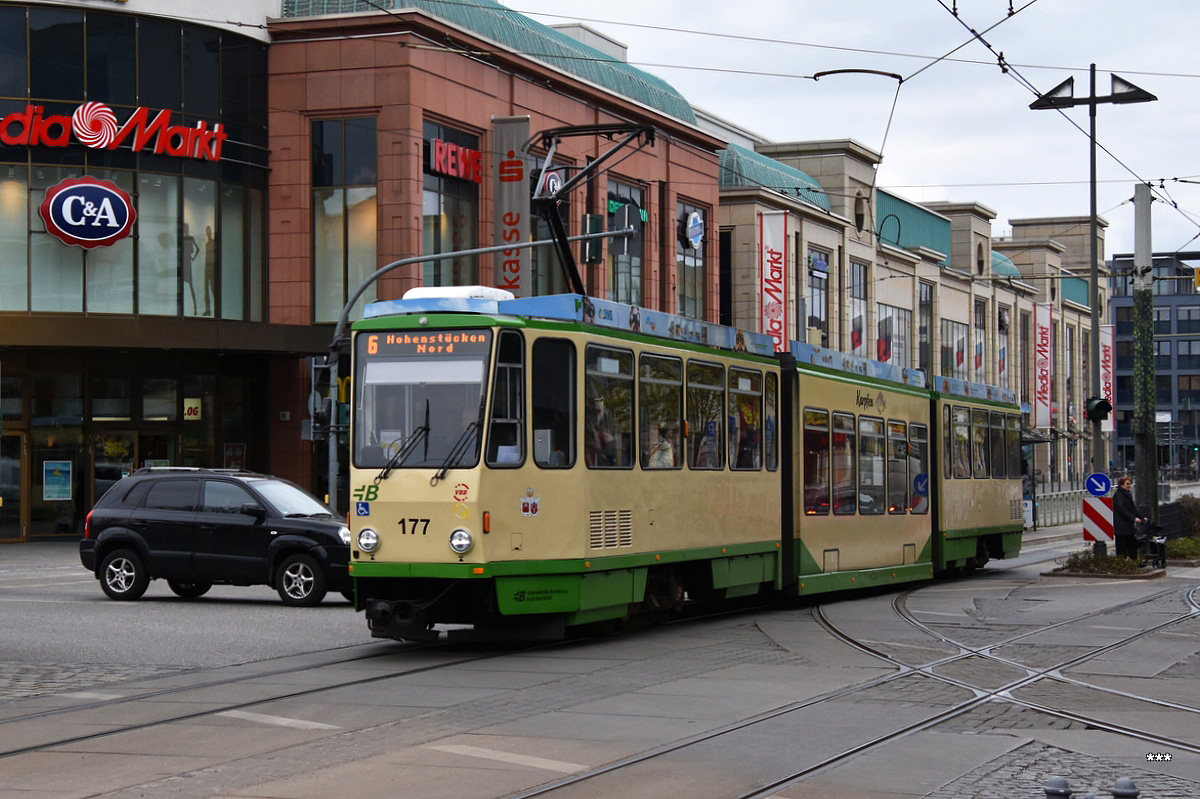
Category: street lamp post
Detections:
[{"x1": 1030, "y1": 64, "x2": 1156, "y2": 475}]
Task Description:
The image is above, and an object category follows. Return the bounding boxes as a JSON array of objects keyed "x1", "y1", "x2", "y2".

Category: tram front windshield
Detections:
[{"x1": 354, "y1": 329, "x2": 491, "y2": 469}]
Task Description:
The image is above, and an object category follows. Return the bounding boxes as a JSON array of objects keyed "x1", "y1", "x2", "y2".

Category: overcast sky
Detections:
[{"x1": 510, "y1": 0, "x2": 1200, "y2": 261}]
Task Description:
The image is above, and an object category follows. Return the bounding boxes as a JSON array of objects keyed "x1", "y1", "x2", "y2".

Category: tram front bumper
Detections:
[{"x1": 364, "y1": 598, "x2": 441, "y2": 642}]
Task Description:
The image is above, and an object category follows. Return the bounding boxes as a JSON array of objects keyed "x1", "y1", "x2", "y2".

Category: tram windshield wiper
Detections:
[
  {"x1": 431, "y1": 421, "x2": 480, "y2": 486},
  {"x1": 375, "y1": 402, "x2": 430, "y2": 484}
]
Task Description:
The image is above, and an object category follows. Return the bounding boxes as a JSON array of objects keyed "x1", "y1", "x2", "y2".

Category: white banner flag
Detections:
[
  {"x1": 759, "y1": 211, "x2": 788, "y2": 352},
  {"x1": 1100, "y1": 323, "x2": 1115, "y2": 433},
  {"x1": 1034, "y1": 302, "x2": 1053, "y2": 429}
]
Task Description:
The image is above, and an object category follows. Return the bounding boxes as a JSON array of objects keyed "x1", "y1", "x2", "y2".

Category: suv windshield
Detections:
[
  {"x1": 354, "y1": 329, "x2": 490, "y2": 469},
  {"x1": 251, "y1": 478, "x2": 334, "y2": 517}
]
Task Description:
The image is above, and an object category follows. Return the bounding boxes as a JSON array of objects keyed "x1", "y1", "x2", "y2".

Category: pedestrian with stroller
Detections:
[{"x1": 1112, "y1": 476, "x2": 1144, "y2": 559}]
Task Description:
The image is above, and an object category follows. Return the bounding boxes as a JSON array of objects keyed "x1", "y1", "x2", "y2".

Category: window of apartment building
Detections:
[
  {"x1": 941, "y1": 319, "x2": 969, "y2": 381},
  {"x1": 1155, "y1": 339, "x2": 1173, "y2": 369},
  {"x1": 973, "y1": 299, "x2": 987, "y2": 382},
  {"x1": 1179, "y1": 375, "x2": 1200, "y2": 407},
  {"x1": 1116, "y1": 339, "x2": 1133, "y2": 370},
  {"x1": 807, "y1": 248, "x2": 829, "y2": 344},
  {"x1": 1153, "y1": 306, "x2": 1172, "y2": 334},
  {"x1": 313, "y1": 117, "x2": 377, "y2": 324},
  {"x1": 919, "y1": 282, "x2": 934, "y2": 374},
  {"x1": 1115, "y1": 305, "x2": 1134, "y2": 335},
  {"x1": 422, "y1": 121, "x2": 479, "y2": 288},
  {"x1": 1157, "y1": 374, "x2": 1173, "y2": 404},
  {"x1": 676, "y1": 201, "x2": 707, "y2": 318},
  {"x1": 877, "y1": 304, "x2": 911, "y2": 367},
  {"x1": 997, "y1": 306, "x2": 1011, "y2": 389},
  {"x1": 1179, "y1": 340, "x2": 1200, "y2": 368},
  {"x1": 608, "y1": 179, "x2": 645, "y2": 305},
  {"x1": 1179, "y1": 306, "x2": 1200, "y2": 334},
  {"x1": 847, "y1": 260, "x2": 868, "y2": 357}
]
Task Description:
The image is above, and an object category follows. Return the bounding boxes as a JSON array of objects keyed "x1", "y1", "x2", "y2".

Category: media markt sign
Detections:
[
  {"x1": 39, "y1": 176, "x2": 136, "y2": 249},
  {"x1": 1, "y1": 101, "x2": 227, "y2": 162}
]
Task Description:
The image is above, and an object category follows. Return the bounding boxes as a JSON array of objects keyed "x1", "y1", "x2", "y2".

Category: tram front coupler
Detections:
[{"x1": 365, "y1": 598, "x2": 440, "y2": 642}]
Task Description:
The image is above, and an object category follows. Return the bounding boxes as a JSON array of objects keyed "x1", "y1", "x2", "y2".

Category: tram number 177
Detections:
[{"x1": 399, "y1": 518, "x2": 430, "y2": 535}]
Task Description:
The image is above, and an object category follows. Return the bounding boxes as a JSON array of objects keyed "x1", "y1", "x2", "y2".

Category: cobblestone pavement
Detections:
[
  {"x1": 925, "y1": 741, "x2": 1198, "y2": 799},
  {"x1": 0, "y1": 661, "x2": 191, "y2": 700}
]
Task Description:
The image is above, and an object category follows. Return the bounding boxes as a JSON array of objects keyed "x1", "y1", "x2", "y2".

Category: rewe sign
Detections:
[{"x1": 1, "y1": 101, "x2": 227, "y2": 162}]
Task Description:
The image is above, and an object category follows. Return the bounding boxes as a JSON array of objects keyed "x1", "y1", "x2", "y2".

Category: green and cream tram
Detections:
[{"x1": 346, "y1": 288, "x2": 1022, "y2": 641}]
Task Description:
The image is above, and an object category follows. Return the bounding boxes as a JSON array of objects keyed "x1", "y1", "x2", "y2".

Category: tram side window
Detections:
[
  {"x1": 989, "y1": 411, "x2": 1007, "y2": 478},
  {"x1": 971, "y1": 408, "x2": 989, "y2": 478},
  {"x1": 858, "y1": 416, "x2": 885, "y2": 514},
  {"x1": 585, "y1": 345, "x2": 633, "y2": 468},
  {"x1": 952, "y1": 406, "x2": 970, "y2": 479},
  {"x1": 729, "y1": 368, "x2": 762, "y2": 470},
  {"x1": 832, "y1": 412, "x2": 856, "y2": 515},
  {"x1": 909, "y1": 423, "x2": 929, "y2": 514},
  {"x1": 640, "y1": 354, "x2": 682, "y2": 469},
  {"x1": 1006, "y1": 414, "x2": 1023, "y2": 479},
  {"x1": 943, "y1": 405, "x2": 953, "y2": 479},
  {"x1": 764, "y1": 373, "x2": 779, "y2": 471},
  {"x1": 686, "y1": 362, "x2": 724, "y2": 469},
  {"x1": 486, "y1": 331, "x2": 524, "y2": 467},
  {"x1": 803, "y1": 408, "x2": 830, "y2": 515},
  {"x1": 532, "y1": 339, "x2": 574, "y2": 468},
  {"x1": 887, "y1": 421, "x2": 908, "y2": 514}
]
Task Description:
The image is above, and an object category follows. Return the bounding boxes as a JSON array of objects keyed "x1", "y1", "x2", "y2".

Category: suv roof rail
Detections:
[{"x1": 132, "y1": 466, "x2": 265, "y2": 476}]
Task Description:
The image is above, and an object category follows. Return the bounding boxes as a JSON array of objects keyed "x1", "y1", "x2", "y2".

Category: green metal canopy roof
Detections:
[
  {"x1": 718, "y1": 143, "x2": 830, "y2": 212},
  {"x1": 991, "y1": 251, "x2": 1021, "y2": 276},
  {"x1": 876, "y1": 191, "x2": 950, "y2": 264},
  {"x1": 281, "y1": 0, "x2": 696, "y2": 123}
]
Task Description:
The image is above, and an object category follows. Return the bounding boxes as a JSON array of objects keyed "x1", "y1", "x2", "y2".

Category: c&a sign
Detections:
[
  {"x1": 39, "y1": 176, "x2": 136, "y2": 249},
  {"x1": 1, "y1": 101, "x2": 227, "y2": 162}
]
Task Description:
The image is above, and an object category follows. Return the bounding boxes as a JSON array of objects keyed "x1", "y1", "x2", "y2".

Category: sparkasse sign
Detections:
[
  {"x1": 39, "y1": 176, "x2": 136, "y2": 249},
  {"x1": 0, "y1": 101, "x2": 227, "y2": 162}
]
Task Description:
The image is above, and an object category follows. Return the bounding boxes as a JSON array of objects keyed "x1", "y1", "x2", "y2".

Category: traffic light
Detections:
[{"x1": 1085, "y1": 396, "x2": 1112, "y2": 422}]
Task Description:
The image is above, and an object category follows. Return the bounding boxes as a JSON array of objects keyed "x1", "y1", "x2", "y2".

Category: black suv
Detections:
[{"x1": 79, "y1": 468, "x2": 351, "y2": 606}]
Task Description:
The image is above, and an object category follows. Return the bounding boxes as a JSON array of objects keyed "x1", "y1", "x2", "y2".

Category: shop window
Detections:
[
  {"x1": 142, "y1": 378, "x2": 178, "y2": 422},
  {"x1": 30, "y1": 7, "x2": 83, "y2": 101},
  {"x1": 0, "y1": 165, "x2": 28, "y2": 311},
  {"x1": 313, "y1": 117, "x2": 377, "y2": 323},
  {"x1": 182, "y1": 26, "x2": 220, "y2": 119},
  {"x1": 848, "y1": 260, "x2": 868, "y2": 357},
  {"x1": 137, "y1": 174, "x2": 181, "y2": 316},
  {"x1": 686, "y1": 362, "x2": 724, "y2": 469},
  {"x1": 807, "y1": 248, "x2": 829, "y2": 344},
  {"x1": 138, "y1": 17, "x2": 181, "y2": 109},
  {"x1": 0, "y1": 6, "x2": 26, "y2": 99},
  {"x1": 423, "y1": 121, "x2": 478, "y2": 287},
  {"x1": 608, "y1": 180, "x2": 644, "y2": 306},
  {"x1": 532, "y1": 339, "x2": 574, "y2": 467},
  {"x1": 639, "y1": 355, "x2": 682, "y2": 470},
  {"x1": 1, "y1": 375, "x2": 23, "y2": 423},
  {"x1": 676, "y1": 201, "x2": 707, "y2": 319},
  {"x1": 86, "y1": 12, "x2": 136, "y2": 106},
  {"x1": 91, "y1": 378, "x2": 131, "y2": 422}
]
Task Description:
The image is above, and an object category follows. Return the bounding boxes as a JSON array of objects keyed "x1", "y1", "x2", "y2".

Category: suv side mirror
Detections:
[{"x1": 240, "y1": 503, "x2": 267, "y2": 520}]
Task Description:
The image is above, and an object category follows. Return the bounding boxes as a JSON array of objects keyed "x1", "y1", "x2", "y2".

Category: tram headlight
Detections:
[
  {"x1": 448, "y1": 528, "x2": 473, "y2": 555},
  {"x1": 338, "y1": 525, "x2": 351, "y2": 545},
  {"x1": 357, "y1": 527, "x2": 380, "y2": 553}
]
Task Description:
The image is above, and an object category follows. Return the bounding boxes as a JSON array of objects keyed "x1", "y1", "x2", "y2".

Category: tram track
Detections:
[{"x1": 497, "y1": 580, "x2": 1200, "y2": 799}]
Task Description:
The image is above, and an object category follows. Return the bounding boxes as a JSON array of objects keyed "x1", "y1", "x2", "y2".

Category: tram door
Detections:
[
  {"x1": 0, "y1": 433, "x2": 26, "y2": 542},
  {"x1": 92, "y1": 433, "x2": 137, "y2": 509}
]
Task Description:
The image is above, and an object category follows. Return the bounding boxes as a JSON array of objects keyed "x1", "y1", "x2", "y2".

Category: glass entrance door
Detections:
[
  {"x1": 93, "y1": 433, "x2": 137, "y2": 508},
  {"x1": 0, "y1": 434, "x2": 25, "y2": 542}
]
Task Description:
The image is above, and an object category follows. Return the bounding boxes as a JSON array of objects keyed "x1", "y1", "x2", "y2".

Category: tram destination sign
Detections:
[{"x1": 361, "y1": 331, "x2": 491, "y2": 358}]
